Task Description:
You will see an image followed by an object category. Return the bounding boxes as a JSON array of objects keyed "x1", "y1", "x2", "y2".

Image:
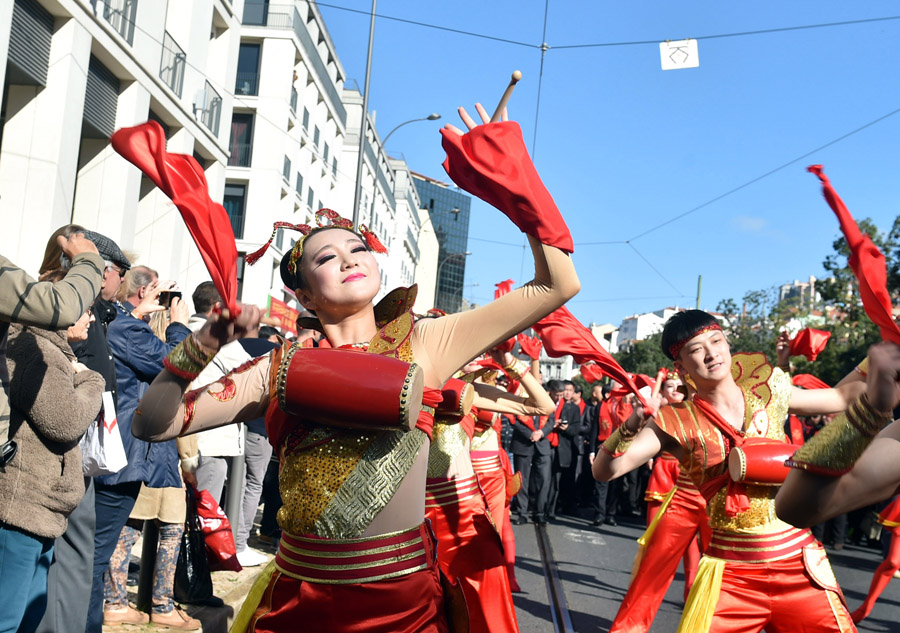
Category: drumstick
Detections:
[{"x1": 490, "y1": 70, "x2": 523, "y2": 122}]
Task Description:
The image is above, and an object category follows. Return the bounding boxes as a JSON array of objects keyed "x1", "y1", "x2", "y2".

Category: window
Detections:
[
  {"x1": 228, "y1": 113, "x2": 253, "y2": 167},
  {"x1": 283, "y1": 156, "x2": 291, "y2": 182},
  {"x1": 323, "y1": 142, "x2": 329, "y2": 163},
  {"x1": 302, "y1": 107, "x2": 310, "y2": 131},
  {"x1": 235, "y1": 43, "x2": 261, "y2": 96},
  {"x1": 332, "y1": 158, "x2": 338, "y2": 178},
  {"x1": 306, "y1": 187, "x2": 315, "y2": 209},
  {"x1": 295, "y1": 173, "x2": 303, "y2": 196},
  {"x1": 223, "y1": 184, "x2": 247, "y2": 239},
  {"x1": 159, "y1": 32, "x2": 186, "y2": 97},
  {"x1": 236, "y1": 252, "x2": 246, "y2": 300},
  {"x1": 313, "y1": 125, "x2": 320, "y2": 149},
  {"x1": 275, "y1": 228, "x2": 284, "y2": 250}
]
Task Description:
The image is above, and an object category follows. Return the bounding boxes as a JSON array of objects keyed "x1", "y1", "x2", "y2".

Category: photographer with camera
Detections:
[{"x1": 86, "y1": 266, "x2": 191, "y2": 633}]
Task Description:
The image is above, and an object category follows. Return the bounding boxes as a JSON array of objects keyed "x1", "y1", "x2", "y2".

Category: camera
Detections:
[{"x1": 158, "y1": 291, "x2": 182, "y2": 309}]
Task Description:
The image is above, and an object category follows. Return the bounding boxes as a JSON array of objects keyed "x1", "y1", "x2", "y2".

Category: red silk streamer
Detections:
[
  {"x1": 532, "y1": 306, "x2": 649, "y2": 410},
  {"x1": 808, "y1": 165, "x2": 900, "y2": 345},
  {"x1": 610, "y1": 373, "x2": 655, "y2": 398},
  {"x1": 494, "y1": 279, "x2": 515, "y2": 299},
  {"x1": 580, "y1": 363, "x2": 605, "y2": 384},
  {"x1": 441, "y1": 122, "x2": 574, "y2": 253},
  {"x1": 789, "y1": 328, "x2": 831, "y2": 362},
  {"x1": 111, "y1": 122, "x2": 239, "y2": 315},
  {"x1": 792, "y1": 373, "x2": 831, "y2": 391},
  {"x1": 516, "y1": 333, "x2": 542, "y2": 360}
]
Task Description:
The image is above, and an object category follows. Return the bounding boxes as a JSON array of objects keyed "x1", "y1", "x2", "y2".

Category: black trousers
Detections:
[{"x1": 513, "y1": 450, "x2": 551, "y2": 519}]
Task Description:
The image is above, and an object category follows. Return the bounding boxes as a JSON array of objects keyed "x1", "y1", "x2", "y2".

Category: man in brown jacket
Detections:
[{"x1": 0, "y1": 232, "x2": 104, "y2": 468}]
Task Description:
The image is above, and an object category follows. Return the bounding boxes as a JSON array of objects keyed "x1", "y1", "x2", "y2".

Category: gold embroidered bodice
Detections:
[
  {"x1": 274, "y1": 309, "x2": 428, "y2": 539},
  {"x1": 427, "y1": 418, "x2": 470, "y2": 477}
]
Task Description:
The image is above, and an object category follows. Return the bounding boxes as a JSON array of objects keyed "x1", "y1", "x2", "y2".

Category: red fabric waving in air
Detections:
[
  {"x1": 516, "y1": 333, "x2": 542, "y2": 360},
  {"x1": 789, "y1": 328, "x2": 831, "y2": 362},
  {"x1": 792, "y1": 374, "x2": 830, "y2": 391},
  {"x1": 441, "y1": 122, "x2": 573, "y2": 253},
  {"x1": 808, "y1": 165, "x2": 900, "y2": 346},
  {"x1": 532, "y1": 306, "x2": 648, "y2": 410},
  {"x1": 111, "y1": 122, "x2": 240, "y2": 315}
]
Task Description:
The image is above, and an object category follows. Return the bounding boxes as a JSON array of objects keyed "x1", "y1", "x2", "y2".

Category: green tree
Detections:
[{"x1": 613, "y1": 331, "x2": 671, "y2": 377}]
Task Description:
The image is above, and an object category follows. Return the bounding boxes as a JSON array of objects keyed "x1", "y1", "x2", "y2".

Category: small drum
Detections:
[
  {"x1": 728, "y1": 437, "x2": 794, "y2": 485},
  {"x1": 436, "y1": 378, "x2": 474, "y2": 419},
  {"x1": 278, "y1": 347, "x2": 424, "y2": 432}
]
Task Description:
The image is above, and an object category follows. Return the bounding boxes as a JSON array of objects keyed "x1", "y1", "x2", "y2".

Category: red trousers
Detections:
[
  {"x1": 610, "y1": 490, "x2": 709, "y2": 633},
  {"x1": 706, "y1": 554, "x2": 854, "y2": 632},
  {"x1": 471, "y1": 451, "x2": 520, "y2": 589},
  {"x1": 426, "y1": 475, "x2": 518, "y2": 633}
]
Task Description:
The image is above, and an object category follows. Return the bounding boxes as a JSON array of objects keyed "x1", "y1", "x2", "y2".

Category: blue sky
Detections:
[{"x1": 316, "y1": 1, "x2": 900, "y2": 327}]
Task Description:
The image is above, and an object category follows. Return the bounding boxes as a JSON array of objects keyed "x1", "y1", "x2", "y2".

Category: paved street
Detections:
[{"x1": 512, "y1": 513, "x2": 900, "y2": 632}]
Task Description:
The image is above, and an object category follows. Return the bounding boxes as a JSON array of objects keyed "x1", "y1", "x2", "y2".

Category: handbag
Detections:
[
  {"x1": 174, "y1": 485, "x2": 214, "y2": 604},
  {"x1": 195, "y1": 487, "x2": 242, "y2": 572},
  {"x1": 81, "y1": 391, "x2": 127, "y2": 476}
]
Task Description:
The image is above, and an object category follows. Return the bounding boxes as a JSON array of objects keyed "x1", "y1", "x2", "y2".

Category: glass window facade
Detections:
[
  {"x1": 412, "y1": 175, "x2": 472, "y2": 314},
  {"x1": 224, "y1": 183, "x2": 247, "y2": 239}
]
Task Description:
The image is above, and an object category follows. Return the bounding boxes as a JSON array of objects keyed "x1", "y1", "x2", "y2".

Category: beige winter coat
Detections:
[{"x1": 0, "y1": 324, "x2": 104, "y2": 538}]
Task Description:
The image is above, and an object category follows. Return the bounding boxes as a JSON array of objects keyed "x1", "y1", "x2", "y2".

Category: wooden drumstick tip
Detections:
[{"x1": 511, "y1": 70, "x2": 523, "y2": 83}]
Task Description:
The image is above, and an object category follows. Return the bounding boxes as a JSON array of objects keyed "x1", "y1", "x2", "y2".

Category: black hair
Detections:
[
  {"x1": 546, "y1": 379, "x2": 565, "y2": 393},
  {"x1": 258, "y1": 325, "x2": 280, "y2": 339},
  {"x1": 661, "y1": 309, "x2": 721, "y2": 360},
  {"x1": 601, "y1": 384, "x2": 612, "y2": 396},
  {"x1": 573, "y1": 384, "x2": 583, "y2": 394},
  {"x1": 192, "y1": 281, "x2": 222, "y2": 314},
  {"x1": 279, "y1": 226, "x2": 368, "y2": 292}
]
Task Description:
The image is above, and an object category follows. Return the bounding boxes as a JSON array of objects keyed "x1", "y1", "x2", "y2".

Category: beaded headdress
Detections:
[{"x1": 245, "y1": 208, "x2": 387, "y2": 274}]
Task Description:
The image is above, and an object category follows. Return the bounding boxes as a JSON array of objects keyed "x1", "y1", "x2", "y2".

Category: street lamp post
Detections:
[{"x1": 382, "y1": 113, "x2": 441, "y2": 146}]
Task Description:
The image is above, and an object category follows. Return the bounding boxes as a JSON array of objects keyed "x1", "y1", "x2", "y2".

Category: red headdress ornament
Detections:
[
  {"x1": 668, "y1": 323, "x2": 723, "y2": 360},
  {"x1": 245, "y1": 208, "x2": 387, "y2": 273}
]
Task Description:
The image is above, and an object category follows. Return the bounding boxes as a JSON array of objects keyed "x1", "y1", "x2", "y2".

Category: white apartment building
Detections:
[
  {"x1": 617, "y1": 306, "x2": 682, "y2": 347},
  {"x1": 224, "y1": 0, "x2": 348, "y2": 308},
  {"x1": 589, "y1": 322, "x2": 620, "y2": 354},
  {"x1": 0, "y1": 0, "x2": 241, "y2": 295}
]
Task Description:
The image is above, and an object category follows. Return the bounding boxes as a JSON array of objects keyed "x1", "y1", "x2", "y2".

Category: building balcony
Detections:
[
  {"x1": 228, "y1": 143, "x2": 252, "y2": 167},
  {"x1": 235, "y1": 71, "x2": 259, "y2": 96},
  {"x1": 196, "y1": 80, "x2": 222, "y2": 136},
  {"x1": 103, "y1": 0, "x2": 137, "y2": 45},
  {"x1": 241, "y1": 2, "x2": 346, "y2": 125},
  {"x1": 159, "y1": 31, "x2": 186, "y2": 97}
]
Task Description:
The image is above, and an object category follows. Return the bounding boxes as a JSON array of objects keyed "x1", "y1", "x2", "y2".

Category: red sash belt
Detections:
[
  {"x1": 706, "y1": 527, "x2": 816, "y2": 563},
  {"x1": 274, "y1": 523, "x2": 432, "y2": 584},
  {"x1": 425, "y1": 474, "x2": 481, "y2": 508},
  {"x1": 470, "y1": 451, "x2": 502, "y2": 474}
]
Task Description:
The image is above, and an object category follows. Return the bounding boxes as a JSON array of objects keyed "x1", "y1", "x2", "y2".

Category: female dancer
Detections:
[{"x1": 130, "y1": 103, "x2": 579, "y2": 633}]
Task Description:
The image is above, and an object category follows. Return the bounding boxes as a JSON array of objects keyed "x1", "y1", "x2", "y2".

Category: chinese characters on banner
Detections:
[
  {"x1": 267, "y1": 296, "x2": 300, "y2": 335},
  {"x1": 660, "y1": 39, "x2": 699, "y2": 70}
]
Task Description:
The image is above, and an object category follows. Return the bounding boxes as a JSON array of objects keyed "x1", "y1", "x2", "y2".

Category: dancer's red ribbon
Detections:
[
  {"x1": 532, "y1": 306, "x2": 649, "y2": 410},
  {"x1": 792, "y1": 374, "x2": 831, "y2": 391},
  {"x1": 789, "y1": 327, "x2": 831, "y2": 362},
  {"x1": 808, "y1": 165, "x2": 900, "y2": 345},
  {"x1": 111, "y1": 122, "x2": 240, "y2": 316},
  {"x1": 516, "y1": 333, "x2": 543, "y2": 360}
]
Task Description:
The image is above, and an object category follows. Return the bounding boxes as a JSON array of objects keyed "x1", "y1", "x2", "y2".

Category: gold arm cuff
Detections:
[
  {"x1": 787, "y1": 394, "x2": 893, "y2": 476},
  {"x1": 601, "y1": 427, "x2": 633, "y2": 457},
  {"x1": 505, "y1": 358, "x2": 530, "y2": 381},
  {"x1": 164, "y1": 334, "x2": 217, "y2": 381}
]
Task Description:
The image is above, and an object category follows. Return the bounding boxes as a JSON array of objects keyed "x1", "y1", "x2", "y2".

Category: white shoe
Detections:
[{"x1": 237, "y1": 548, "x2": 269, "y2": 567}]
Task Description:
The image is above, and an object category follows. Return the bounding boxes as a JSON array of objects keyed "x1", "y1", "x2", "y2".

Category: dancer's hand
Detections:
[
  {"x1": 443, "y1": 102, "x2": 508, "y2": 137},
  {"x1": 196, "y1": 302, "x2": 261, "y2": 350}
]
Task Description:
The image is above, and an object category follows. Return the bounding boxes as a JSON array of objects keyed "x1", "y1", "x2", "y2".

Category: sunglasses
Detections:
[{"x1": 104, "y1": 263, "x2": 126, "y2": 279}]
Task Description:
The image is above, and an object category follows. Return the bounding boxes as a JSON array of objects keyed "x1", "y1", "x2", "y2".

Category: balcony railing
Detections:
[
  {"x1": 235, "y1": 71, "x2": 258, "y2": 96},
  {"x1": 290, "y1": 86, "x2": 298, "y2": 115},
  {"x1": 228, "y1": 143, "x2": 252, "y2": 167},
  {"x1": 197, "y1": 81, "x2": 222, "y2": 136},
  {"x1": 241, "y1": 2, "x2": 346, "y2": 125},
  {"x1": 103, "y1": 0, "x2": 137, "y2": 45},
  {"x1": 159, "y1": 31, "x2": 185, "y2": 97}
]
